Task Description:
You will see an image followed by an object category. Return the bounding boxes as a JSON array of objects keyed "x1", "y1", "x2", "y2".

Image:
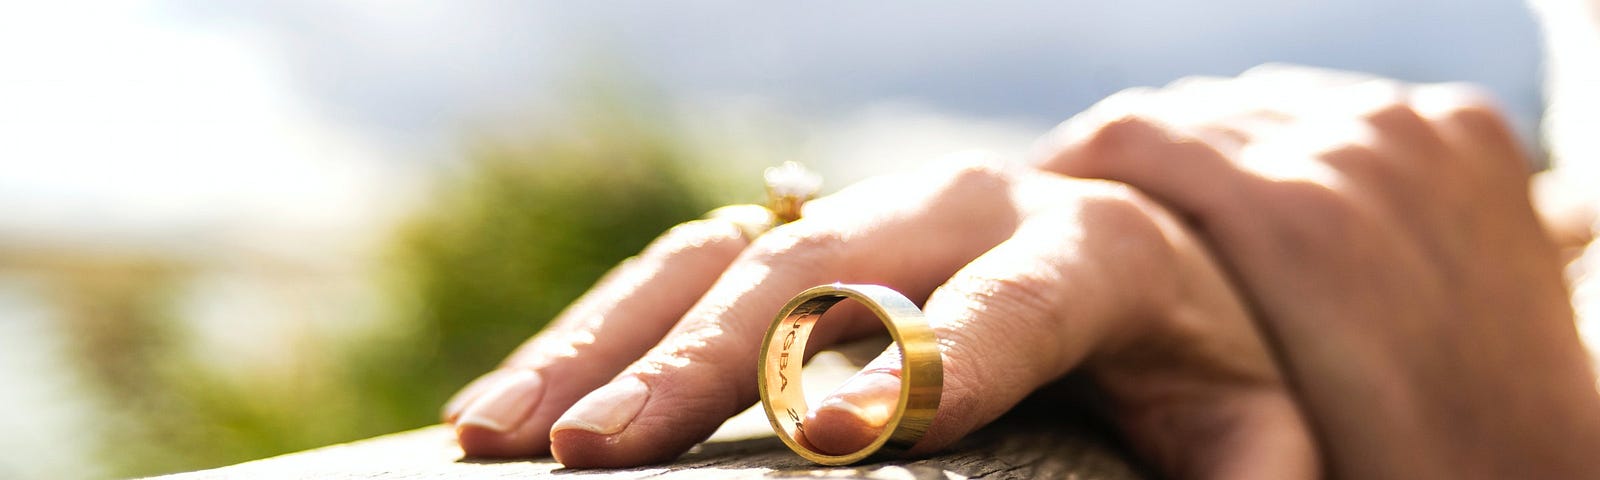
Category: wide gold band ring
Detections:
[{"x1": 758, "y1": 284, "x2": 943, "y2": 465}]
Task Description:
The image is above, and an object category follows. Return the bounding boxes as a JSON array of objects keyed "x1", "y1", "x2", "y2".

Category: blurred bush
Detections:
[
  {"x1": 350, "y1": 95, "x2": 732, "y2": 436},
  {"x1": 69, "y1": 89, "x2": 753, "y2": 477}
]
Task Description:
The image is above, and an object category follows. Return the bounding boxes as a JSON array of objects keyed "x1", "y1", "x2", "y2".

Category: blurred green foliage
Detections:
[
  {"x1": 350, "y1": 97, "x2": 731, "y2": 436},
  {"x1": 67, "y1": 89, "x2": 755, "y2": 477}
]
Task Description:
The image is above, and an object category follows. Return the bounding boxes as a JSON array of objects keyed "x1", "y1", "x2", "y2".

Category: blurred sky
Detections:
[
  {"x1": 0, "y1": 0, "x2": 1546, "y2": 251},
  {"x1": 0, "y1": 0, "x2": 1547, "y2": 477},
  {"x1": 166, "y1": 0, "x2": 1545, "y2": 152}
]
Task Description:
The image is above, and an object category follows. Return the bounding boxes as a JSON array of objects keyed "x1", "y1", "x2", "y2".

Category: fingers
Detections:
[
  {"x1": 547, "y1": 161, "x2": 1031, "y2": 467},
  {"x1": 1036, "y1": 106, "x2": 1249, "y2": 224},
  {"x1": 1035, "y1": 72, "x2": 1480, "y2": 259},
  {"x1": 798, "y1": 185, "x2": 1166, "y2": 456},
  {"x1": 1038, "y1": 67, "x2": 1600, "y2": 476},
  {"x1": 799, "y1": 181, "x2": 1315, "y2": 478},
  {"x1": 1408, "y1": 82, "x2": 1533, "y2": 183},
  {"x1": 447, "y1": 218, "x2": 749, "y2": 457}
]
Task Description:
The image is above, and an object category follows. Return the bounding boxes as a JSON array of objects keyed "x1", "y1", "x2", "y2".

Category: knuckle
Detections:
[
  {"x1": 924, "y1": 155, "x2": 1012, "y2": 190},
  {"x1": 1078, "y1": 87, "x2": 1162, "y2": 138},
  {"x1": 1078, "y1": 112, "x2": 1170, "y2": 168},
  {"x1": 1411, "y1": 83, "x2": 1529, "y2": 177},
  {"x1": 1357, "y1": 98, "x2": 1428, "y2": 133},
  {"x1": 1097, "y1": 111, "x2": 1166, "y2": 142},
  {"x1": 1067, "y1": 187, "x2": 1186, "y2": 307},
  {"x1": 1412, "y1": 83, "x2": 1509, "y2": 132},
  {"x1": 1027, "y1": 179, "x2": 1181, "y2": 269},
  {"x1": 1076, "y1": 183, "x2": 1175, "y2": 247},
  {"x1": 1042, "y1": 87, "x2": 1184, "y2": 174},
  {"x1": 1439, "y1": 102, "x2": 1511, "y2": 138},
  {"x1": 1317, "y1": 142, "x2": 1397, "y2": 180}
]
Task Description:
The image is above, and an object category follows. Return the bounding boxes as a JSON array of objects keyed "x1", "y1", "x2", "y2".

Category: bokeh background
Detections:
[{"x1": 0, "y1": 1, "x2": 1545, "y2": 478}]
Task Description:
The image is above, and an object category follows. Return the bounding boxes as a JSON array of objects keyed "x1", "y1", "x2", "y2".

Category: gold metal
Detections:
[
  {"x1": 763, "y1": 161, "x2": 822, "y2": 224},
  {"x1": 767, "y1": 195, "x2": 806, "y2": 224},
  {"x1": 758, "y1": 284, "x2": 943, "y2": 465},
  {"x1": 703, "y1": 162, "x2": 821, "y2": 241}
]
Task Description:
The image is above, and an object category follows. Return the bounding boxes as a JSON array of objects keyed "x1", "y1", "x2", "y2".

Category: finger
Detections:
[
  {"x1": 449, "y1": 218, "x2": 749, "y2": 457},
  {"x1": 1036, "y1": 105, "x2": 1250, "y2": 224},
  {"x1": 1035, "y1": 79, "x2": 1411, "y2": 251},
  {"x1": 547, "y1": 161, "x2": 1030, "y2": 467},
  {"x1": 1044, "y1": 76, "x2": 1518, "y2": 477},
  {"x1": 801, "y1": 183, "x2": 1315, "y2": 478},
  {"x1": 1180, "y1": 76, "x2": 1494, "y2": 254},
  {"x1": 797, "y1": 184, "x2": 1161, "y2": 454},
  {"x1": 1031, "y1": 74, "x2": 1305, "y2": 168},
  {"x1": 441, "y1": 260, "x2": 646, "y2": 421},
  {"x1": 1409, "y1": 82, "x2": 1534, "y2": 183}
]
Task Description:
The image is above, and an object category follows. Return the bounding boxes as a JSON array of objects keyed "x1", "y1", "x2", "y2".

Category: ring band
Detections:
[{"x1": 758, "y1": 284, "x2": 943, "y2": 465}]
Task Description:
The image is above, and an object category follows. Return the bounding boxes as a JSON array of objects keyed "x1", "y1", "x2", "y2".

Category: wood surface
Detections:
[
  {"x1": 156, "y1": 349, "x2": 1150, "y2": 479},
  {"x1": 156, "y1": 406, "x2": 1145, "y2": 480}
]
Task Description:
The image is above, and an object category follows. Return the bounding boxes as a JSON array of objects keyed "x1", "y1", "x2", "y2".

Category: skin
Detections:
[
  {"x1": 1034, "y1": 65, "x2": 1600, "y2": 478},
  {"x1": 445, "y1": 156, "x2": 1316, "y2": 479},
  {"x1": 443, "y1": 66, "x2": 1600, "y2": 478}
]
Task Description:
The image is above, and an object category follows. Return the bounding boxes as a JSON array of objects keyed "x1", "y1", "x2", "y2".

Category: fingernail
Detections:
[
  {"x1": 456, "y1": 369, "x2": 545, "y2": 433},
  {"x1": 442, "y1": 369, "x2": 517, "y2": 422},
  {"x1": 803, "y1": 369, "x2": 901, "y2": 456},
  {"x1": 551, "y1": 376, "x2": 650, "y2": 436}
]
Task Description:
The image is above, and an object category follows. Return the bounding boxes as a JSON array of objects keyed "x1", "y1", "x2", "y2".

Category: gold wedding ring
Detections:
[{"x1": 758, "y1": 284, "x2": 943, "y2": 465}]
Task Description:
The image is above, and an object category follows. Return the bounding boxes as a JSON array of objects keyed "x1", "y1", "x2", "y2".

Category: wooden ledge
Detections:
[
  {"x1": 156, "y1": 403, "x2": 1145, "y2": 479},
  {"x1": 155, "y1": 350, "x2": 1147, "y2": 479}
]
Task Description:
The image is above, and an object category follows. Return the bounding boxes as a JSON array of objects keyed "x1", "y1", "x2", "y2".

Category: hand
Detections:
[
  {"x1": 441, "y1": 157, "x2": 1316, "y2": 478},
  {"x1": 1035, "y1": 65, "x2": 1600, "y2": 478}
]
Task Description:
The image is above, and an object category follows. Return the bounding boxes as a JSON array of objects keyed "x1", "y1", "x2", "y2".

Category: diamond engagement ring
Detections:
[{"x1": 703, "y1": 161, "x2": 822, "y2": 240}]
